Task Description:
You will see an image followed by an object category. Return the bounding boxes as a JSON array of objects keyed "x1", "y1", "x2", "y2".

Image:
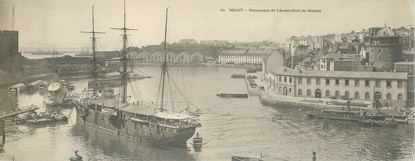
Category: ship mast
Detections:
[
  {"x1": 81, "y1": 6, "x2": 105, "y2": 96},
  {"x1": 160, "y1": 8, "x2": 169, "y2": 111},
  {"x1": 111, "y1": 0, "x2": 136, "y2": 103}
]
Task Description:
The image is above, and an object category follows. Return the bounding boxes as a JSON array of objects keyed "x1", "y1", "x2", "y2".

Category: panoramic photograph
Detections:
[{"x1": 0, "y1": 0, "x2": 413, "y2": 160}]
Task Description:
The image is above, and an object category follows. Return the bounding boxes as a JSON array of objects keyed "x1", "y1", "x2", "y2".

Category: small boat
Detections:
[
  {"x1": 216, "y1": 93, "x2": 248, "y2": 98},
  {"x1": 69, "y1": 150, "x2": 83, "y2": 161},
  {"x1": 192, "y1": 132, "x2": 203, "y2": 149},
  {"x1": 18, "y1": 111, "x2": 68, "y2": 125},
  {"x1": 360, "y1": 118, "x2": 398, "y2": 127},
  {"x1": 232, "y1": 153, "x2": 265, "y2": 161},
  {"x1": 306, "y1": 109, "x2": 367, "y2": 121}
]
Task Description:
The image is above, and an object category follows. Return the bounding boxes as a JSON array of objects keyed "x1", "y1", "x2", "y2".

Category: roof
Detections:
[
  {"x1": 321, "y1": 52, "x2": 342, "y2": 59},
  {"x1": 219, "y1": 49, "x2": 274, "y2": 56},
  {"x1": 271, "y1": 67, "x2": 407, "y2": 80},
  {"x1": 374, "y1": 27, "x2": 396, "y2": 37}
]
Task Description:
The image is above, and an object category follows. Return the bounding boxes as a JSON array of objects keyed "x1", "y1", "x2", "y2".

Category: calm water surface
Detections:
[{"x1": 1, "y1": 66, "x2": 414, "y2": 161}]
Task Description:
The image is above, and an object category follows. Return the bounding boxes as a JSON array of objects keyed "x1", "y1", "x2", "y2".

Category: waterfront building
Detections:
[
  {"x1": 264, "y1": 67, "x2": 408, "y2": 107},
  {"x1": 263, "y1": 50, "x2": 409, "y2": 107},
  {"x1": 177, "y1": 51, "x2": 191, "y2": 63},
  {"x1": 151, "y1": 51, "x2": 163, "y2": 63},
  {"x1": 0, "y1": 30, "x2": 19, "y2": 73},
  {"x1": 166, "y1": 52, "x2": 177, "y2": 63},
  {"x1": 191, "y1": 51, "x2": 205, "y2": 63},
  {"x1": 218, "y1": 49, "x2": 274, "y2": 64},
  {"x1": 127, "y1": 51, "x2": 139, "y2": 63},
  {"x1": 137, "y1": 51, "x2": 151, "y2": 63}
]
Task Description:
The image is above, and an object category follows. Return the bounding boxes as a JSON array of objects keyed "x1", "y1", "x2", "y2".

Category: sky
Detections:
[{"x1": 0, "y1": 0, "x2": 413, "y2": 50}]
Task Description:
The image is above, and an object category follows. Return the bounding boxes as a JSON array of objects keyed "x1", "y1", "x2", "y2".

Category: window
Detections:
[
  {"x1": 398, "y1": 94, "x2": 403, "y2": 100},
  {"x1": 365, "y1": 80, "x2": 370, "y2": 87},
  {"x1": 307, "y1": 89, "x2": 311, "y2": 96},
  {"x1": 284, "y1": 77, "x2": 287, "y2": 83},
  {"x1": 398, "y1": 81, "x2": 403, "y2": 88},
  {"x1": 355, "y1": 92, "x2": 359, "y2": 99},
  {"x1": 375, "y1": 80, "x2": 380, "y2": 88},
  {"x1": 307, "y1": 78, "x2": 311, "y2": 85},
  {"x1": 298, "y1": 89, "x2": 302, "y2": 96},
  {"x1": 355, "y1": 79, "x2": 359, "y2": 86},
  {"x1": 298, "y1": 77, "x2": 303, "y2": 84},
  {"x1": 335, "y1": 91, "x2": 340, "y2": 97},
  {"x1": 386, "y1": 81, "x2": 391, "y2": 88},
  {"x1": 365, "y1": 92, "x2": 370, "y2": 99},
  {"x1": 335, "y1": 79, "x2": 339, "y2": 85},
  {"x1": 345, "y1": 91, "x2": 349, "y2": 98},
  {"x1": 289, "y1": 78, "x2": 292, "y2": 83},
  {"x1": 345, "y1": 79, "x2": 349, "y2": 86},
  {"x1": 386, "y1": 93, "x2": 392, "y2": 100},
  {"x1": 378, "y1": 49, "x2": 381, "y2": 52},
  {"x1": 289, "y1": 88, "x2": 292, "y2": 94},
  {"x1": 326, "y1": 90, "x2": 330, "y2": 97},
  {"x1": 316, "y1": 78, "x2": 321, "y2": 85},
  {"x1": 326, "y1": 79, "x2": 330, "y2": 85},
  {"x1": 279, "y1": 76, "x2": 282, "y2": 82}
]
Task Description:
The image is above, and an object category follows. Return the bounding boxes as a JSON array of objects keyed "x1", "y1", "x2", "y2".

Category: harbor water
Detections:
[{"x1": 1, "y1": 66, "x2": 414, "y2": 161}]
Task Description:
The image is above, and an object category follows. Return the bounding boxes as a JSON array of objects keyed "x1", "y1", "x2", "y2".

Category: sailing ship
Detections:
[{"x1": 75, "y1": 3, "x2": 200, "y2": 146}]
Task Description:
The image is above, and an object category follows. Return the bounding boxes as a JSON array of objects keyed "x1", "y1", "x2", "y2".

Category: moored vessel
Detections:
[{"x1": 75, "y1": 3, "x2": 200, "y2": 147}]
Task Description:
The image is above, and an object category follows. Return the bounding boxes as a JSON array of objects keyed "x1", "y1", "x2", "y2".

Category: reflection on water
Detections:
[
  {"x1": 1, "y1": 66, "x2": 414, "y2": 161},
  {"x1": 72, "y1": 118, "x2": 195, "y2": 161}
]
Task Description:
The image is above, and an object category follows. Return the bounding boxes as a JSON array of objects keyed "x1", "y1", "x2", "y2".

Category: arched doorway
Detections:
[
  {"x1": 315, "y1": 89, "x2": 321, "y2": 98},
  {"x1": 283, "y1": 87, "x2": 288, "y2": 95}
]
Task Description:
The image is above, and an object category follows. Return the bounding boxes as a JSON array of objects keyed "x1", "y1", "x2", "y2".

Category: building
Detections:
[
  {"x1": 366, "y1": 27, "x2": 403, "y2": 69},
  {"x1": 218, "y1": 49, "x2": 274, "y2": 64},
  {"x1": 191, "y1": 52, "x2": 205, "y2": 63},
  {"x1": 200, "y1": 40, "x2": 228, "y2": 46},
  {"x1": 137, "y1": 51, "x2": 151, "y2": 63},
  {"x1": 264, "y1": 67, "x2": 408, "y2": 107},
  {"x1": 0, "y1": 30, "x2": 19, "y2": 73}
]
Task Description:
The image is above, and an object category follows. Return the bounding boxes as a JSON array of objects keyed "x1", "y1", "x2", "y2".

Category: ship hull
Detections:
[{"x1": 75, "y1": 105, "x2": 196, "y2": 147}]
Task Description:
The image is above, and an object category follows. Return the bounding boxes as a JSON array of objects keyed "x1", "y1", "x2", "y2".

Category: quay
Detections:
[{"x1": 246, "y1": 72, "x2": 412, "y2": 117}]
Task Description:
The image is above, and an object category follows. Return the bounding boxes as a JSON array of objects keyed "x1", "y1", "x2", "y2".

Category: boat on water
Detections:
[
  {"x1": 44, "y1": 81, "x2": 68, "y2": 106},
  {"x1": 231, "y1": 153, "x2": 265, "y2": 161},
  {"x1": 43, "y1": 49, "x2": 70, "y2": 106},
  {"x1": 15, "y1": 111, "x2": 68, "y2": 125},
  {"x1": 360, "y1": 117, "x2": 398, "y2": 127},
  {"x1": 75, "y1": 4, "x2": 201, "y2": 147},
  {"x1": 306, "y1": 109, "x2": 367, "y2": 121}
]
